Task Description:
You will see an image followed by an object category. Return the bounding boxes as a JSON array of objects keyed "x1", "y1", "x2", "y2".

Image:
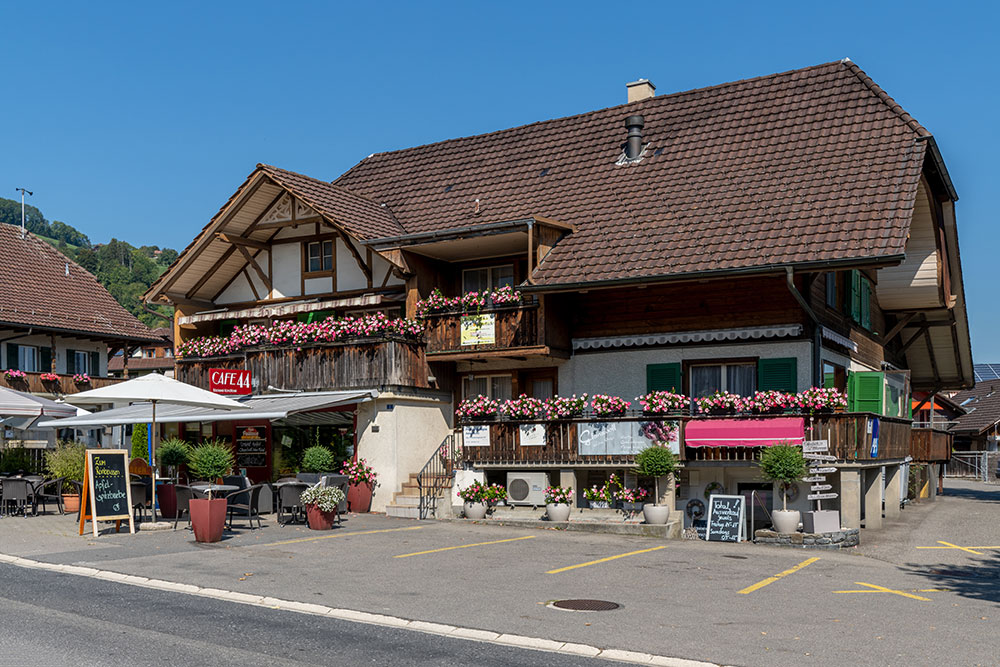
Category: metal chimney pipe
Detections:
[{"x1": 625, "y1": 115, "x2": 644, "y2": 159}]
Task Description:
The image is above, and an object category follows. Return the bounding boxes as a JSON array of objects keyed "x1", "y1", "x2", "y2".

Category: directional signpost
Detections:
[
  {"x1": 807, "y1": 492, "x2": 838, "y2": 501},
  {"x1": 800, "y1": 439, "x2": 840, "y2": 532}
]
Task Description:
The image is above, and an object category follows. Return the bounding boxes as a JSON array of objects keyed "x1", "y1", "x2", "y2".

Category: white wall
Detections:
[
  {"x1": 355, "y1": 393, "x2": 452, "y2": 512},
  {"x1": 558, "y1": 340, "x2": 814, "y2": 400},
  {"x1": 0, "y1": 329, "x2": 107, "y2": 375},
  {"x1": 216, "y1": 272, "x2": 256, "y2": 304},
  {"x1": 336, "y1": 239, "x2": 368, "y2": 292},
  {"x1": 270, "y1": 243, "x2": 301, "y2": 299}
]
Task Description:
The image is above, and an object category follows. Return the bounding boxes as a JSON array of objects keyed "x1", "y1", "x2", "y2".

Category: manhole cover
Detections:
[{"x1": 550, "y1": 599, "x2": 620, "y2": 612}]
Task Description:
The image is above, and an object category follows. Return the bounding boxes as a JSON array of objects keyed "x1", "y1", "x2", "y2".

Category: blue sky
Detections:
[{"x1": 2, "y1": 2, "x2": 998, "y2": 358}]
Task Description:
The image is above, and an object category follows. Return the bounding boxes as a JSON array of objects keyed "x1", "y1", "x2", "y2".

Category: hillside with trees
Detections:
[{"x1": 0, "y1": 197, "x2": 177, "y2": 328}]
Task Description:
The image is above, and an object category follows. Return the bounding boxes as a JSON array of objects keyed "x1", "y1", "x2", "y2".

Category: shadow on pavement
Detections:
[
  {"x1": 940, "y1": 484, "x2": 1000, "y2": 503},
  {"x1": 905, "y1": 553, "x2": 1000, "y2": 606}
]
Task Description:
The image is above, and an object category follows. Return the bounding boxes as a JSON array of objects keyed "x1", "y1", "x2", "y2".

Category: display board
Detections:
[
  {"x1": 78, "y1": 449, "x2": 135, "y2": 537},
  {"x1": 235, "y1": 425, "x2": 267, "y2": 469},
  {"x1": 577, "y1": 420, "x2": 680, "y2": 456},
  {"x1": 706, "y1": 494, "x2": 745, "y2": 542},
  {"x1": 463, "y1": 425, "x2": 490, "y2": 447},
  {"x1": 460, "y1": 314, "x2": 496, "y2": 346}
]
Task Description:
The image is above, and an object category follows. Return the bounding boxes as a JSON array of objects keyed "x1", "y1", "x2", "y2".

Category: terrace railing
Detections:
[
  {"x1": 0, "y1": 372, "x2": 121, "y2": 395},
  {"x1": 423, "y1": 300, "x2": 542, "y2": 356},
  {"x1": 909, "y1": 427, "x2": 953, "y2": 463}
]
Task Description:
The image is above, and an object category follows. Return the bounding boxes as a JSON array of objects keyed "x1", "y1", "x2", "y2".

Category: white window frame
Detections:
[
  {"x1": 17, "y1": 345, "x2": 39, "y2": 373},
  {"x1": 73, "y1": 350, "x2": 91, "y2": 374},
  {"x1": 688, "y1": 361, "x2": 757, "y2": 397},
  {"x1": 305, "y1": 240, "x2": 334, "y2": 274}
]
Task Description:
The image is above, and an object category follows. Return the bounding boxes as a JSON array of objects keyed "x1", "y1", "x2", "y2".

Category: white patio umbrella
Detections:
[
  {"x1": 0, "y1": 386, "x2": 78, "y2": 419},
  {"x1": 67, "y1": 373, "x2": 249, "y2": 522}
]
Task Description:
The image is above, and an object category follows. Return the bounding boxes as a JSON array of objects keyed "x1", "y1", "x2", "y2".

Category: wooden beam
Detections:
[
  {"x1": 235, "y1": 245, "x2": 273, "y2": 293},
  {"x1": 162, "y1": 295, "x2": 216, "y2": 310},
  {"x1": 217, "y1": 232, "x2": 268, "y2": 252},
  {"x1": 921, "y1": 315, "x2": 941, "y2": 384},
  {"x1": 243, "y1": 268, "x2": 261, "y2": 301},
  {"x1": 256, "y1": 216, "x2": 323, "y2": 231},
  {"x1": 366, "y1": 247, "x2": 374, "y2": 289},
  {"x1": 899, "y1": 326, "x2": 928, "y2": 355},
  {"x1": 332, "y1": 226, "x2": 372, "y2": 281},
  {"x1": 884, "y1": 312, "x2": 916, "y2": 343}
]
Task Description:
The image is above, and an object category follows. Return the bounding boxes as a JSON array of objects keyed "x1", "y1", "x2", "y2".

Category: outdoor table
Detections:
[{"x1": 190, "y1": 484, "x2": 240, "y2": 494}]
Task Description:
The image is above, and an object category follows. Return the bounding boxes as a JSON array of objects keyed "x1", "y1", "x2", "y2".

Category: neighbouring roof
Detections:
[
  {"x1": 951, "y1": 384, "x2": 1000, "y2": 435},
  {"x1": 107, "y1": 356, "x2": 175, "y2": 372},
  {"x1": 0, "y1": 224, "x2": 159, "y2": 342},
  {"x1": 334, "y1": 59, "x2": 932, "y2": 287}
]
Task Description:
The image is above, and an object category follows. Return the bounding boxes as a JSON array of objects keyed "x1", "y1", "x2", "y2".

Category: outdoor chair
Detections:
[
  {"x1": 2, "y1": 479, "x2": 31, "y2": 517},
  {"x1": 225, "y1": 484, "x2": 266, "y2": 530},
  {"x1": 277, "y1": 482, "x2": 308, "y2": 526},
  {"x1": 173, "y1": 485, "x2": 194, "y2": 530},
  {"x1": 130, "y1": 482, "x2": 148, "y2": 524},
  {"x1": 190, "y1": 486, "x2": 209, "y2": 500},
  {"x1": 334, "y1": 481, "x2": 349, "y2": 521},
  {"x1": 33, "y1": 477, "x2": 65, "y2": 515}
]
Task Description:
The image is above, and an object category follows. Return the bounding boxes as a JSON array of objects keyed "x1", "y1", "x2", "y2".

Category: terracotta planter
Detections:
[
  {"x1": 157, "y1": 483, "x2": 177, "y2": 519},
  {"x1": 463, "y1": 501, "x2": 488, "y2": 520},
  {"x1": 189, "y1": 497, "x2": 227, "y2": 543},
  {"x1": 643, "y1": 504, "x2": 670, "y2": 525},
  {"x1": 347, "y1": 482, "x2": 373, "y2": 513},
  {"x1": 306, "y1": 504, "x2": 338, "y2": 530},
  {"x1": 546, "y1": 503, "x2": 571, "y2": 522},
  {"x1": 63, "y1": 493, "x2": 81, "y2": 515}
]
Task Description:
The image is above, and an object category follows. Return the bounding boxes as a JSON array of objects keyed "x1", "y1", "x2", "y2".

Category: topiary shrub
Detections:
[
  {"x1": 301, "y1": 445, "x2": 335, "y2": 473},
  {"x1": 158, "y1": 438, "x2": 191, "y2": 478},
  {"x1": 757, "y1": 443, "x2": 807, "y2": 510},
  {"x1": 635, "y1": 445, "x2": 678, "y2": 505},
  {"x1": 187, "y1": 440, "x2": 235, "y2": 497},
  {"x1": 45, "y1": 441, "x2": 87, "y2": 484},
  {"x1": 130, "y1": 425, "x2": 148, "y2": 461}
]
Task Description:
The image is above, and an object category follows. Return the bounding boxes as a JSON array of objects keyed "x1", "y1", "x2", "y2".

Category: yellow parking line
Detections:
[
  {"x1": 395, "y1": 535, "x2": 536, "y2": 558},
  {"x1": 546, "y1": 546, "x2": 666, "y2": 574},
  {"x1": 738, "y1": 557, "x2": 820, "y2": 594},
  {"x1": 833, "y1": 582, "x2": 930, "y2": 601},
  {"x1": 915, "y1": 541, "x2": 988, "y2": 555},
  {"x1": 266, "y1": 526, "x2": 424, "y2": 546}
]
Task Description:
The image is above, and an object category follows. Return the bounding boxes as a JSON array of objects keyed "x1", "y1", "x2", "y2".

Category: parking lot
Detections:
[{"x1": 2, "y1": 479, "x2": 999, "y2": 666}]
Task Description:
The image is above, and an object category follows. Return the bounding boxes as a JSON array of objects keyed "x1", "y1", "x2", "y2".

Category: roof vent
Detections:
[
  {"x1": 627, "y1": 79, "x2": 655, "y2": 103},
  {"x1": 624, "y1": 115, "x2": 645, "y2": 160}
]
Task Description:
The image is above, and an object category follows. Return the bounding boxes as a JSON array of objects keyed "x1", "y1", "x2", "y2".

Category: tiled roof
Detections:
[
  {"x1": 108, "y1": 356, "x2": 175, "y2": 371},
  {"x1": 0, "y1": 224, "x2": 158, "y2": 341},
  {"x1": 951, "y1": 384, "x2": 1000, "y2": 435},
  {"x1": 333, "y1": 60, "x2": 930, "y2": 286},
  {"x1": 258, "y1": 164, "x2": 404, "y2": 240}
]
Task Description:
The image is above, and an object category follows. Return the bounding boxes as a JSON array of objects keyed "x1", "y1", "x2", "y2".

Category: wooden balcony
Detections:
[
  {"x1": 460, "y1": 413, "x2": 913, "y2": 466},
  {"x1": 0, "y1": 372, "x2": 121, "y2": 395},
  {"x1": 910, "y1": 427, "x2": 953, "y2": 463},
  {"x1": 423, "y1": 301, "x2": 554, "y2": 360},
  {"x1": 176, "y1": 337, "x2": 429, "y2": 391}
]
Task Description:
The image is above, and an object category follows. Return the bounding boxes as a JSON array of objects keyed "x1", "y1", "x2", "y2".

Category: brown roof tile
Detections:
[{"x1": 0, "y1": 224, "x2": 159, "y2": 341}]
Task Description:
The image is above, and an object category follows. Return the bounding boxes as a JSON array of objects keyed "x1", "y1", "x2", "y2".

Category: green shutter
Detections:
[
  {"x1": 823, "y1": 370, "x2": 835, "y2": 389},
  {"x1": 848, "y1": 371, "x2": 883, "y2": 414},
  {"x1": 646, "y1": 363, "x2": 681, "y2": 393},
  {"x1": 6, "y1": 343, "x2": 19, "y2": 370},
  {"x1": 66, "y1": 349, "x2": 76, "y2": 374},
  {"x1": 757, "y1": 357, "x2": 798, "y2": 393},
  {"x1": 40, "y1": 347, "x2": 52, "y2": 373},
  {"x1": 90, "y1": 351, "x2": 101, "y2": 377},
  {"x1": 860, "y1": 278, "x2": 872, "y2": 330},
  {"x1": 850, "y1": 270, "x2": 862, "y2": 322}
]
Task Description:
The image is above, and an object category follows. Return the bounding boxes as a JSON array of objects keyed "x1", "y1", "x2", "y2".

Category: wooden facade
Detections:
[
  {"x1": 909, "y1": 427, "x2": 953, "y2": 463},
  {"x1": 424, "y1": 302, "x2": 542, "y2": 355},
  {"x1": 176, "y1": 338, "x2": 429, "y2": 392},
  {"x1": 0, "y1": 372, "x2": 121, "y2": 395}
]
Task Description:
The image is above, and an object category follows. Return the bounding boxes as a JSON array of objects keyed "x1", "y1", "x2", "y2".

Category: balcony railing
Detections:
[
  {"x1": 175, "y1": 337, "x2": 429, "y2": 392},
  {"x1": 460, "y1": 412, "x2": 913, "y2": 466},
  {"x1": 0, "y1": 372, "x2": 121, "y2": 395},
  {"x1": 910, "y1": 427, "x2": 953, "y2": 463},
  {"x1": 423, "y1": 301, "x2": 542, "y2": 357}
]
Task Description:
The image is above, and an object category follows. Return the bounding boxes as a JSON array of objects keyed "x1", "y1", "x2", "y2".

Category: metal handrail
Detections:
[{"x1": 416, "y1": 433, "x2": 462, "y2": 520}]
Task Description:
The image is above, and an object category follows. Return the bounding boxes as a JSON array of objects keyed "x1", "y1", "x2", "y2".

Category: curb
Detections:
[{"x1": 0, "y1": 551, "x2": 721, "y2": 666}]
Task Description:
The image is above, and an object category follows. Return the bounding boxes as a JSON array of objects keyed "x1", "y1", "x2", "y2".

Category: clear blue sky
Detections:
[{"x1": 3, "y1": 2, "x2": 998, "y2": 359}]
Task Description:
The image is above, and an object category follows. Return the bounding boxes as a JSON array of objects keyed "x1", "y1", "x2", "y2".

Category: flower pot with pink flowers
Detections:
[{"x1": 341, "y1": 458, "x2": 377, "y2": 513}]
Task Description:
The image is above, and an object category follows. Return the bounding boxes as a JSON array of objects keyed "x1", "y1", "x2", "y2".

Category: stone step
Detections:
[
  {"x1": 384, "y1": 504, "x2": 421, "y2": 520},
  {"x1": 390, "y1": 494, "x2": 422, "y2": 507}
]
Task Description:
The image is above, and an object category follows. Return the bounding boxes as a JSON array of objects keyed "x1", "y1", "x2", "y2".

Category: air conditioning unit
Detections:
[{"x1": 506, "y1": 472, "x2": 549, "y2": 506}]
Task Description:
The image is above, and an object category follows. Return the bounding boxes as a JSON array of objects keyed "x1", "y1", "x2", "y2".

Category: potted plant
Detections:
[
  {"x1": 44, "y1": 441, "x2": 86, "y2": 514},
  {"x1": 583, "y1": 474, "x2": 621, "y2": 509},
  {"x1": 457, "y1": 480, "x2": 506, "y2": 519},
  {"x1": 39, "y1": 372, "x2": 60, "y2": 383},
  {"x1": 545, "y1": 395, "x2": 588, "y2": 420},
  {"x1": 156, "y1": 438, "x2": 191, "y2": 519},
  {"x1": 187, "y1": 440, "x2": 235, "y2": 543},
  {"x1": 758, "y1": 443, "x2": 808, "y2": 534},
  {"x1": 618, "y1": 486, "x2": 649, "y2": 514},
  {"x1": 591, "y1": 394, "x2": 630, "y2": 418},
  {"x1": 300, "y1": 484, "x2": 346, "y2": 530},
  {"x1": 544, "y1": 485, "x2": 573, "y2": 521},
  {"x1": 636, "y1": 391, "x2": 688, "y2": 415},
  {"x1": 299, "y1": 445, "x2": 335, "y2": 484},
  {"x1": 695, "y1": 391, "x2": 744, "y2": 415},
  {"x1": 72, "y1": 373, "x2": 91, "y2": 386},
  {"x1": 635, "y1": 445, "x2": 678, "y2": 525},
  {"x1": 4, "y1": 369, "x2": 27, "y2": 384},
  {"x1": 341, "y1": 457, "x2": 377, "y2": 513}
]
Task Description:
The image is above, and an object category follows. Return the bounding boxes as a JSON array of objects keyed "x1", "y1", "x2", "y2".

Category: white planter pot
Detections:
[
  {"x1": 546, "y1": 503, "x2": 571, "y2": 522},
  {"x1": 463, "y1": 501, "x2": 488, "y2": 520},
  {"x1": 642, "y1": 504, "x2": 670, "y2": 525},
  {"x1": 771, "y1": 509, "x2": 801, "y2": 534}
]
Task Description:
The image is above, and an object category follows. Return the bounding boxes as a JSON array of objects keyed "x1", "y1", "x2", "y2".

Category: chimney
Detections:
[
  {"x1": 627, "y1": 78, "x2": 655, "y2": 103},
  {"x1": 624, "y1": 115, "x2": 644, "y2": 160}
]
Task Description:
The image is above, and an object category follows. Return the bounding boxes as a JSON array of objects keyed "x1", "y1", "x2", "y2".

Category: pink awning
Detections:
[{"x1": 684, "y1": 417, "x2": 805, "y2": 448}]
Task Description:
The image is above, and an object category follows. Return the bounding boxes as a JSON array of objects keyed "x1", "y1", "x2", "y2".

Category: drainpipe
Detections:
[{"x1": 784, "y1": 267, "x2": 822, "y2": 388}]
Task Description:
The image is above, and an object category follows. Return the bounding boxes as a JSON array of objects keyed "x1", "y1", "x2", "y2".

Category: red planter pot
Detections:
[
  {"x1": 347, "y1": 482, "x2": 373, "y2": 513},
  {"x1": 157, "y1": 484, "x2": 178, "y2": 519},
  {"x1": 63, "y1": 494, "x2": 81, "y2": 515},
  {"x1": 306, "y1": 504, "x2": 338, "y2": 530},
  {"x1": 189, "y1": 497, "x2": 227, "y2": 543}
]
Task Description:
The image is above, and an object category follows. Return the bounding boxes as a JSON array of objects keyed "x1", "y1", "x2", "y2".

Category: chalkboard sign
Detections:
[
  {"x1": 235, "y1": 425, "x2": 267, "y2": 469},
  {"x1": 706, "y1": 494, "x2": 745, "y2": 543},
  {"x1": 577, "y1": 420, "x2": 680, "y2": 456},
  {"x1": 238, "y1": 453, "x2": 266, "y2": 467},
  {"x1": 79, "y1": 449, "x2": 135, "y2": 537}
]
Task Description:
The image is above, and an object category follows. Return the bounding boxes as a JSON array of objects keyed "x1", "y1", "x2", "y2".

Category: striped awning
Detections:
[{"x1": 684, "y1": 417, "x2": 805, "y2": 448}]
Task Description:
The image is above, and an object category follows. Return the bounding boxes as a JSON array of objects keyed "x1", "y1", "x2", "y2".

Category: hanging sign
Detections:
[
  {"x1": 460, "y1": 314, "x2": 496, "y2": 346},
  {"x1": 519, "y1": 423, "x2": 545, "y2": 447},
  {"x1": 802, "y1": 475, "x2": 826, "y2": 483},
  {"x1": 78, "y1": 449, "x2": 135, "y2": 537},
  {"x1": 802, "y1": 440, "x2": 829, "y2": 453},
  {"x1": 463, "y1": 425, "x2": 491, "y2": 447},
  {"x1": 810, "y1": 484, "x2": 833, "y2": 492},
  {"x1": 706, "y1": 494, "x2": 746, "y2": 542},
  {"x1": 809, "y1": 467, "x2": 838, "y2": 474},
  {"x1": 209, "y1": 368, "x2": 252, "y2": 395},
  {"x1": 804, "y1": 453, "x2": 837, "y2": 461},
  {"x1": 808, "y1": 492, "x2": 838, "y2": 501}
]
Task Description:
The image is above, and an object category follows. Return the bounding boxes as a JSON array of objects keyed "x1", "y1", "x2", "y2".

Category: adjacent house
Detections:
[
  {"x1": 0, "y1": 223, "x2": 161, "y2": 445},
  {"x1": 108, "y1": 327, "x2": 175, "y2": 378},
  {"x1": 145, "y1": 60, "x2": 971, "y2": 528}
]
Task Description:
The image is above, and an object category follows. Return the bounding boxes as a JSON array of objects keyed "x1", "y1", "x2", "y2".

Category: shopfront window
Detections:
[{"x1": 689, "y1": 362, "x2": 756, "y2": 397}]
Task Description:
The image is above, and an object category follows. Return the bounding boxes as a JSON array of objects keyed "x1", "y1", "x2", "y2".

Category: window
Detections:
[
  {"x1": 306, "y1": 240, "x2": 334, "y2": 274},
  {"x1": 849, "y1": 270, "x2": 874, "y2": 330},
  {"x1": 73, "y1": 351, "x2": 90, "y2": 374},
  {"x1": 822, "y1": 361, "x2": 847, "y2": 392},
  {"x1": 689, "y1": 363, "x2": 756, "y2": 398},
  {"x1": 18, "y1": 346, "x2": 39, "y2": 372},
  {"x1": 462, "y1": 265, "x2": 514, "y2": 294},
  {"x1": 825, "y1": 272, "x2": 837, "y2": 308},
  {"x1": 462, "y1": 374, "x2": 513, "y2": 400}
]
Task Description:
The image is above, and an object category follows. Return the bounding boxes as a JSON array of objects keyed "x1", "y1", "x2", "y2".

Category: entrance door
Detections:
[{"x1": 738, "y1": 482, "x2": 772, "y2": 534}]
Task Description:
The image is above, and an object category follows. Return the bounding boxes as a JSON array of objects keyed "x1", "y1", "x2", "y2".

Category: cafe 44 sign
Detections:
[{"x1": 209, "y1": 368, "x2": 252, "y2": 395}]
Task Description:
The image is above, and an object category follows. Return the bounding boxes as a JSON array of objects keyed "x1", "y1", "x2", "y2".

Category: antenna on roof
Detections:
[{"x1": 14, "y1": 187, "x2": 32, "y2": 239}]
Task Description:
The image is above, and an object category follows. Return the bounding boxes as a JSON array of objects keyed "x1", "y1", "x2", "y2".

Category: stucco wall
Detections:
[{"x1": 0, "y1": 330, "x2": 108, "y2": 375}]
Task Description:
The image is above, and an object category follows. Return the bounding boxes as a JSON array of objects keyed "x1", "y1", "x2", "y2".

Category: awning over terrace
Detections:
[
  {"x1": 42, "y1": 390, "x2": 376, "y2": 428},
  {"x1": 684, "y1": 417, "x2": 805, "y2": 448},
  {"x1": 178, "y1": 293, "x2": 399, "y2": 325}
]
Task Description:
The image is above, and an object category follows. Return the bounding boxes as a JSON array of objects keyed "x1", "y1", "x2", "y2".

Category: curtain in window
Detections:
[
  {"x1": 727, "y1": 364, "x2": 757, "y2": 396},
  {"x1": 490, "y1": 376, "x2": 512, "y2": 401},
  {"x1": 690, "y1": 366, "x2": 721, "y2": 398},
  {"x1": 463, "y1": 376, "x2": 488, "y2": 398}
]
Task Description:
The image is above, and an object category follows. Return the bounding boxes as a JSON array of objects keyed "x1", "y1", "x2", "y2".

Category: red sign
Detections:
[{"x1": 209, "y1": 369, "x2": 252, "y2": 395}]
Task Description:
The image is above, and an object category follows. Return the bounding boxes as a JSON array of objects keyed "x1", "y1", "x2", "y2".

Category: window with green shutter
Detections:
[
  {"x1": 859, "y1": 278, "x2": 873, "y2": 330},
  {"x1": 849, "y1": 270, "x2": 862, "y2": 322},
  {"x1": 66, "y1": 349, "x2": 76, "y2": 374},
  {"x1": 646, "y1": 363, "x2": 681, "y2": 393},
  {"x1": 6, "y1": 343, "x2": 19, "y2": 370},
  {"x1": 757, "y1": 357, "x2": 798, "y2": 393},
  {"x1": 848, "y1": 371, "x2": 884, "y2": 414},
  {"x1": 90, "y1": 351, "x2": 101, "y2": 377},
  {"x1": 40, "y1": 347, "x2": 52, "y2": 373}
]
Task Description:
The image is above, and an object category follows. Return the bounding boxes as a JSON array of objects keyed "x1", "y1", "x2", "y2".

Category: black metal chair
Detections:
[
  {"x1": 225, "y1": 484, "x2": 266, "y2": 530},
  {"x1": 277, "y1": 482, "x2": 308, "y2": 526},
  {"x1": 130, "y1": 482, "x2": 149, "y2": 524},
  {"x1": 173, "y1": 485, "x2": 194, "y2": 530},
  {"x1": 33, "y1": 477, "x2": 65, "y2": 515},
  {"x1": 2, "y1": 479, "x2": 31, "y2": 517}
]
